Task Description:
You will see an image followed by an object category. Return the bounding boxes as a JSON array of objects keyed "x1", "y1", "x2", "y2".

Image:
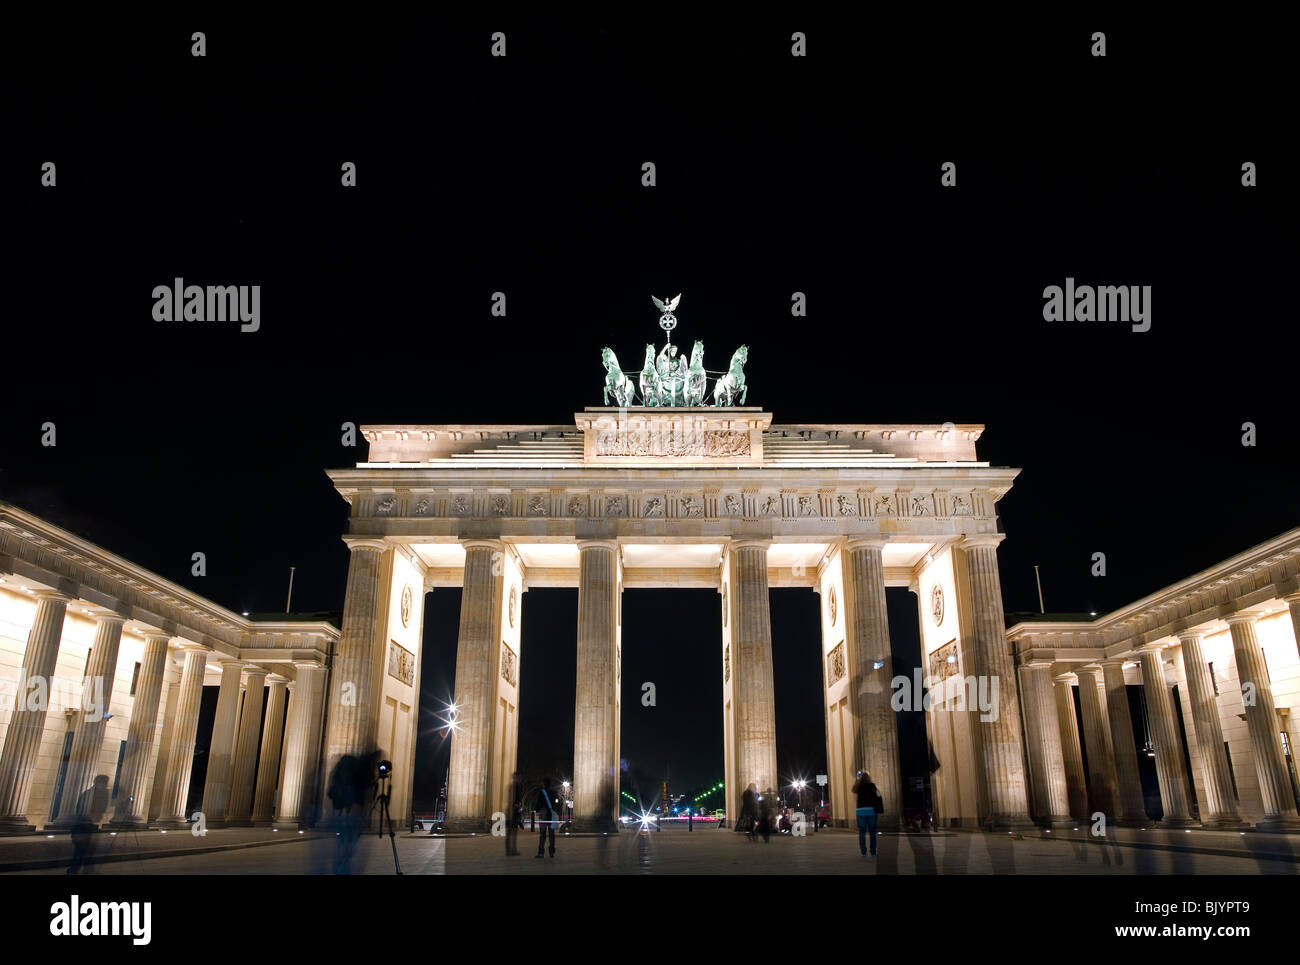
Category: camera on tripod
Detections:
[{"x1": 377, "y1": 759, "x2": 392, "y2": 780}]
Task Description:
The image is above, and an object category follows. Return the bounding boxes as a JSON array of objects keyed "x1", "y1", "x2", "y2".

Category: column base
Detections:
[
  {"x1": 0, "y1": 816, "x2": 38, "y2": 835},
  {"x1": 985, "y1": 814, "x2": 1038, "y2": 832},
  {"x1": 152, "y1": 816, "x2": 192, "y2": 830},
  {"x1": 42, "y1": 816, "x2": 90, "y2": 832},
  {"x1": 1036, "y1": 815, "x2": 1076, "y2": 830},
  {"x1": 1198, "y1": 816, "x2": 1251, "y2": 830},
  {"x1": 222, "y1": 818, "x2": 255, "y2": 828},
  {"x1": 1253, "y1": 814, "x2": 1300, "y2": 833},
  {"x1": 272, "y1": 820, "x2": 307, "y2": 831},
  {"x1": 1154, "y1": 816, "x2": 1200, "y2": 829},
  {"x1": 103, "y1": 818, "x2": 149, "y2": 832}
]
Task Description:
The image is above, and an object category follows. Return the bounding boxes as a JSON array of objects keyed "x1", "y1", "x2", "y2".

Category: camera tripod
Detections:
[{"x1": 372, "y1": 767, "x2": 402, "y2": 875}]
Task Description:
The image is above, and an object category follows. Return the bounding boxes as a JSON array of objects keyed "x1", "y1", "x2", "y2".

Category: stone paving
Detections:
[{"x1": 5, "y1": 823, "x2": 1298, "y2": 875}]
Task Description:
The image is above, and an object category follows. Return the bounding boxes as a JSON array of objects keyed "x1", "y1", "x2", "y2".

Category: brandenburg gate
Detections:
[{"x1": 323, "y1": 298, "x2": 1032, "y2": 831}]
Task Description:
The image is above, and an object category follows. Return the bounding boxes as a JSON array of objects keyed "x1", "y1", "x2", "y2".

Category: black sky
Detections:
[{"x1": 4, "y1": 13, "x2": 1296, "y2": 809}]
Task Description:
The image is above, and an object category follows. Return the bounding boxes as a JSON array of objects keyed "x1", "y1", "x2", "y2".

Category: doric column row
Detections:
[{"x1": 0, "y1": 584, "x2": 329, "y2": 835}]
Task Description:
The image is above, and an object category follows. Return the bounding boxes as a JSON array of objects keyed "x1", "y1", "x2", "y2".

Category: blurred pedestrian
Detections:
[
  {"x1": 67, "y1": 775, "x2": 109, "y2": 875},
  {"x1": 506, "y1": 771, "x2": 523, "y2": 855},
  {"x1": 852, "y1": 770, "x2": 883, "y2": 858}
]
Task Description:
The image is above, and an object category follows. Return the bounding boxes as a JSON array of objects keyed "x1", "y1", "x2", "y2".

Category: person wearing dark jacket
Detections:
[
  {"x1": 852, "y1": 770, "x2": 883, "y2": 857},
  {"x1": 535, "y1": 777, "x2": 559, "y2": 858}
]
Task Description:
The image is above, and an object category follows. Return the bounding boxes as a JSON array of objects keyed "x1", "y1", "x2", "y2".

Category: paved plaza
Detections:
[{"x1": 5, "y1": 823, "x2": 1299, "y2": 875}]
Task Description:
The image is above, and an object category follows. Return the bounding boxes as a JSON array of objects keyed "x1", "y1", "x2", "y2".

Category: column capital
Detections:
[
  {"x1": 1135, "y1": 641, "x2": 1167, "y2": 654},
  {"x1": 140, "y1": 630, "x2": 173, "y2": 643},
  {"x1": 1176, "y1": 629, "x2": 1206, "y2": 643},
  {"x1": 728, "y1": 538, "x2": 771, "y2": 553},
  {"x1": 292, "y1": 660, "x2": 325, "y2": 672},
  {"x1": 961, "y1": 533, "x2": 1005, "y2": 550},
  {"x1": 1225, "y1": 612, "x2": 1257, "y2": 627},
  {"x1": 342, "y1": 536, "x2": 389, "y2": 553},
  {"x1": 843, "y1": 537, "x2": 888, "y2": 553},
  {"x1": 1052, "y1": 670, "x2": 1078, "y2": 685},
  {"x1": 459, "y1": 538, "x2": 503, "y2": 553},
  {"x1": 1075, "y1": 663, "x2": 1104, "y2": 677},
  {"x1": 1284, "y1": 590, "x2": 1300, "y2": 604},
  {"x1": 242, "y1": 665, "x2": 270, "y2": 681},
  {"x1": 173, "y1": 641, "x2": 208, "y2": 655},
  {"x1": 32, "y1": 589, "x2": 73, "y2": 603},
  {"x1": 93, "y1": 613, "x2": 127, "y2": 627},
  {"x1": 1020, "y1": 656, "x2": 1054, "y2": 669},
  {"x1": 1100, "y1": 656, "x2": 1129, "y2": 669},
  {"x1": 575, "y1": 539, "x2": 620, "y2": 553},
  {"x1": 266, "y1": 673, "x2": 290, "y2": 685}
]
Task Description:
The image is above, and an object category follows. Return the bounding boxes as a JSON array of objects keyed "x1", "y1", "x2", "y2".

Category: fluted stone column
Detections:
[
  {"x1": 1017, "y1": 660, "x2": 1072, "y2": 827},
  {"x1": 1136, "y1": 644, "x2": 1197, "y2": 827},
  {"x1": 323, "y1": 538, "x2": 390, "y2": 785},
  {"x1": 1226, "y1": 614, "x2": 1300, "y2": 830},
  {"x1": 1177, "y1": 631, "x2": 1245, "y2": 827},
  {"x1": 842, "y1": 539, "x2": 902, "y2": 829},
  {"x1": 959, "y1": 536, "x2": 1032, "y2": 828},
  {"x1": 1053, "y1": 673, "x2": 1088, "y2": 820},
  {"x1": 573, "y1": 540, "x2": 620, "y2": 831},
  {"x1": 200, "y1": 660, "x2": 244, "y2": 827},
  {"x1": 0, "y1": 591, "x2": 70, "y2": 832},
  {"x1": 251, "y1": 675, "x2": 289, "y2": 824},
  {"x1": 446, "y1": 540, "x2": 503, "y2": 830},
  {"x1": 154, "y1": 647, "x2": 209, "y2": 828},
  {"x1": 274, "y1": 662, "x2": 327, "y2": 829},
  {"x1": 730, "y1": 541, "x2": 778, "y2": 797},
  {"x1": 1101, "y1": 659, "x2": 1148, "y2": 824},
  {"x1": 107, "y1": 632, "x2": 171, "y2": 828},
  {"x1": 1075, "y1": 664, "x2": 1121, "y2": 822},
  {"x1": 225, "y1": 667, "x2": 268, "y2": 825},
  {"x1": 51, "y1": 614, "x2": 125, "y2": 827}
]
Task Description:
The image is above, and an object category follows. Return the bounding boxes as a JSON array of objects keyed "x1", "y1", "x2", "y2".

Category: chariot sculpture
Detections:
[{"x1": 599, "y1": 295, "x2": 750, "y2": 407}]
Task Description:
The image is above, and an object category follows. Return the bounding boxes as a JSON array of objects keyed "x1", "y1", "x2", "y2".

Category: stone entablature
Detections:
[
  {"x1": 1008, "y1": 526, "x2": 1300, "y2": 660},
  {"x1": 334, "y1": 479, "x2": 1007, "y2": 528},
  {"x1": 0, "y1": 503, "x2": 338, "y2": 661},
  {"x1": 358, "y1": 411, "x2": 988, "y2": 466}
]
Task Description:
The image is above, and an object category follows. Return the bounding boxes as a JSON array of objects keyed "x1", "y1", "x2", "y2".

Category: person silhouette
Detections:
[{"x1": 67, "y1": 774, "x2": 109, "y2": 875}]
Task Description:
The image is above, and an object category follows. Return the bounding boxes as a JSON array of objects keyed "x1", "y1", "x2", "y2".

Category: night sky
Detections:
[{"x1": 4, "y1": 15, "x2": 1295, "y2": 811}]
